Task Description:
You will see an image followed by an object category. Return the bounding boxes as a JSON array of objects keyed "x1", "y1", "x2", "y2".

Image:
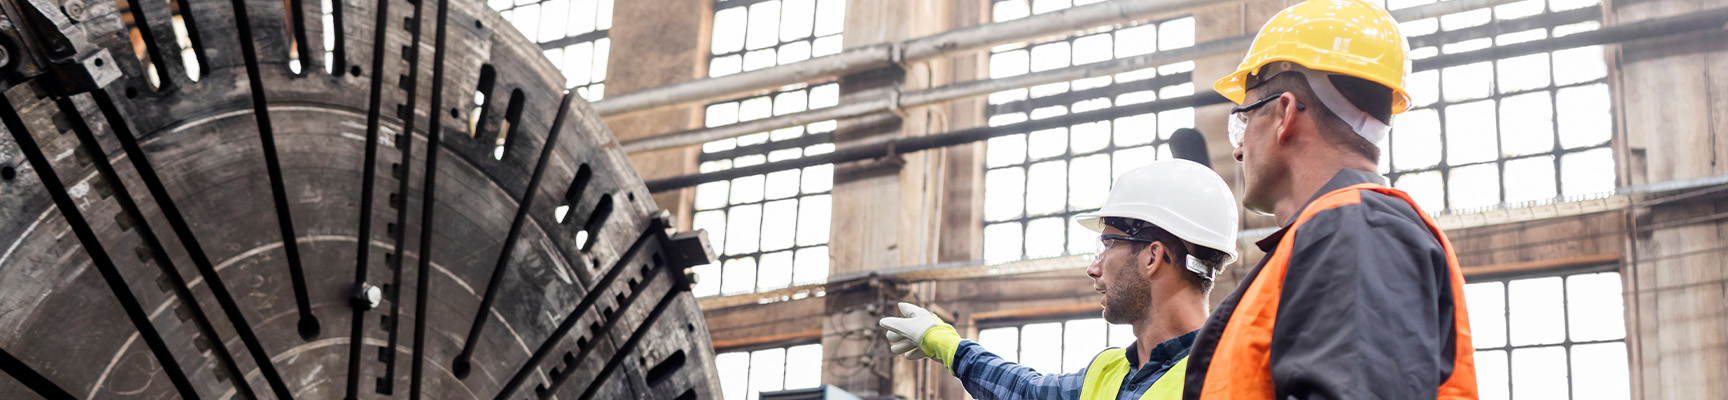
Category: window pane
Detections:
[
  {"x1": 1557, "y1": 84, "x2": 1612, "y2": 149},
  {"x1": 1568, "y1": 272, "x2": 1626, "y2": 341},
  {"x1": 984, "y1": 222, "x2": 1024, "y2": 264},
  {"x1": 1069, "y1": 154, "x2": 1111, "y2": 210},
  {"x1": 1158, "y1": 17, "x2": 1194, "y2": 50},
  {"x1": 1560, "y1": 148, "x2": 1614, "y2": 197},
  {"x1": 746, "y1": 1, "x2": 782, "y2": 51},
  {"x1": 802, "y1": 164, "x2": 833, "y2": 194},
  {"x1": 1509, "y1": 277, "x2": 1566, "y2": 346},
  {"x1": 1019, "y1": 322, "x2": 1063, "y2": 372},
  {"x1": 784, "y1": 344, "x2": 823, "y2": 390},
  {"x1": 792, "y1": 246, "x2": 828, "y2": 285},
  {"x1": 765, "y1": 169, "x2": 802, "y2": 200},
  {"x1": 1511, "y1": 346, "x2": 1569, "y2": 400},
  {"x1": 796, "y1": 194, "x2": 830, "y2": 246},
  {"x1": 1445, "y1": 100, "x2": 1499, "y2": 165},
  {"x1": 1552, "y1": 46, "x2": 1606, "y2": 85},
  {"x1": 812, "y1": 0, "x2": 844, "y2": 36},
  {"x1": 716, "y1": 352, "x2": 751, "y2": 400},
  {"x1": 1025, "y1": 217, "x2": 1067, "y2": 259},
  {"x1": 1073, "y1": 33, "x2": 1112, "y2": 65},
  {"x1": 1063, "y1": 319, "x2": 1107, "y2": 373},
  {"x1": 731, "y1": 173, "x2": 766, "y2": 205},
  {"x1": 1395, "y1": 171, "x2": 1445, "y2": 212},
  {"x1": 722, "y1": 257, "x2": 758, "y2": 295},
  {"x1": 1465, "y1": 282, "x2": 1507, "y2": 348},
  {"x1": 985, "y1": 167, "x2": 1026, "y2": 221},
  {"x1": 757, "y1": 251, "x2": 793, "y2": 291},
  {"x1": 1571, "y1": 342, "x2": 1630, "y2": 400},
  {"x1": 712, "y1": 7, "x2": 747, "y2": 54},
  {"x1": 1498, "y1": 91, "x2": 1554, "y2": 157},
  {"x1": 1071, "y1": 120, "x2": 1110, "y2": 155},
  {"x1": 1068, "y1": 216, "x2": 1095, "y2": 256},
  {"x1": 1475, "y1": 350, "x2": 1510, "y2": 400},
  {"x1": 1113, "y1": 114, "x2": 1156, "y2": 147},
  {"x1": 1442, "y1": 62, "x2": 1494, "y2": 102},
  {"x1": 1028, "y1": 127, "x2": 1069, "y2": 160},
  {"x1": 1448, "y1": 163, "x2": 1500, "y2": 210},
  {"x1": 1392, "y1": 109, "x2": 1443, "y2": 171},
  {"x1": 779, "y1": 0, "x2": 815, "y2": 42},
  {"x1": 1503, "y1": 156, "x2": 1556, "y2": 204},
  {"x1": 978, "y1": 327, "x2": 1020, "y2": 362},
  {"x1": 748, "y1": 347, "x2": 787, "y2": 399},
  {"x1": 693, "y1": 210, "x2": 728, "y2": 256},
  {"x1": 993, "y1": 0, "x2": 1029, "y2": 21},
  {"x1": 725, "y1": 203, "x2": 763, "y2": 255},
  {"x1": 1026, "y1": 161, "x2": 1068, "y2": 216},
  {"x1": 1409, "y1": 69, "x2": 1440, "y2": 108},
  {"x1": 761, "y1": 199, "x2": 798, "y2": 251},
  {"x1": 1112, "y1": 146, "x2": 1156, "y2": 181},
  {"x1": 991, "y1": 50, "x2": 1030, "y2": 78},
  {"x1": 1115, "y1": 24, "x2": 1156, "y2": 57},
  {"x1": 1107, "y1": 323, "x2": 1133, "y2": 348},
  {"x1": 693, "y1": 262, "x2": 721, "y2": 297}
]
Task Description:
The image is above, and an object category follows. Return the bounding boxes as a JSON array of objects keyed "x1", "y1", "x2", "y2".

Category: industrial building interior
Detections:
[{"x1": 0, "y1": 0, "x2": 1724, "y2": 399}]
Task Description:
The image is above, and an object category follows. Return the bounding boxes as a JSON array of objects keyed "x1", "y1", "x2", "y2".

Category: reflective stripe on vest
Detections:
[
  {"x1": 1080, "y1": 349, "x2": 1188, "y2": 400},
  {"x1": 1196, "y1": 183, "x2": 1478, "y2": 399}
]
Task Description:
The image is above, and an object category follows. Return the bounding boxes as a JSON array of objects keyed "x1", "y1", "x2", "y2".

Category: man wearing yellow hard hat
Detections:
[{"x1": 1183, "y1": 1, "x2": 1477, "y2": 399}]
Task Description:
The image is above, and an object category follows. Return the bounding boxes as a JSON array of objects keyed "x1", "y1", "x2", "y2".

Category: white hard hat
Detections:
[{"x1": 1074, "y1": 160, "x2": 1240, "y2": 265}]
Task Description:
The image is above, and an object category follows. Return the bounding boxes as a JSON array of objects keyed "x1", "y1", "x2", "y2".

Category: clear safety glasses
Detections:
[
  {"x1": 1094, "y1": 234, "x2": 1155, "y2": 263},
  {"x1": 1226, "y1": 91, "x2": 1297, "y2": 148}
]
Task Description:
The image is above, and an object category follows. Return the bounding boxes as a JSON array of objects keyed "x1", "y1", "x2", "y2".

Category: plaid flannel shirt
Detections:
[{"x1": 948, "y1": 330, "x2": 1197, "y2": 400}]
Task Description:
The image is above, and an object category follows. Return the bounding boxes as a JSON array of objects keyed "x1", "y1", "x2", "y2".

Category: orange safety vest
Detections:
[{"x1": 1196, "y1": 183, "x2": 1477, "y2": 399}]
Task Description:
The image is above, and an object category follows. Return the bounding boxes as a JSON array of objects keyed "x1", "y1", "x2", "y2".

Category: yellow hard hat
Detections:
[{"x1": 1213, "y1": 0, "x2": 1413, "y2": 114}]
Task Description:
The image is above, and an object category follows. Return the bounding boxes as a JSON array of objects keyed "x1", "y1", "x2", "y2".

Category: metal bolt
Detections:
[{"x1": 352, "y1": 283, "x2": 383, "y2": 310}]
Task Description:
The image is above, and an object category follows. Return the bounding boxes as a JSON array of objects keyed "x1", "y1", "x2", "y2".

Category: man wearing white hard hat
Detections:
[{"x1": 878, "y1": 160, "x2": 1239, "y2": 400}]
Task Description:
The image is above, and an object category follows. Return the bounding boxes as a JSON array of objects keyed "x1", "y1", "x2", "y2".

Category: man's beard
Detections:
[{"x1": 1102, "y1": 258, "x2": 1152, "y2": 325}]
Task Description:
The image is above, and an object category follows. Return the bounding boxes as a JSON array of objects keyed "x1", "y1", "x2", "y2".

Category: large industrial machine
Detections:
[{"x1": 0, "y1": 0, "x2": 719, "y2": 397}]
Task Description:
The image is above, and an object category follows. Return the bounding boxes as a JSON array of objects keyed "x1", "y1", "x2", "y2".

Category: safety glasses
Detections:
[
  {"x1": 1094, "y1": 234, "x2": 1156, "y2": 263},
  {"x1": 1226, "y1": 92, "x2": 1297, "y2": 148}
]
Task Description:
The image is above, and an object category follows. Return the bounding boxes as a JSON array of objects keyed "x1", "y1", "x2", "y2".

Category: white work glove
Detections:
[{"x1": 878, "y1": 302, "x2": 963, "y2": 370}]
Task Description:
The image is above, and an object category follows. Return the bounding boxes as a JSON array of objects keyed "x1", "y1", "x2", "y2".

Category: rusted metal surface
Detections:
[{"x1": 0, "y1": 0, "x2": 719, "y2": 397}]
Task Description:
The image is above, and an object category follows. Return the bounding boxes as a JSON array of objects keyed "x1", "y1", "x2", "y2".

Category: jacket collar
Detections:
[{"x1": 1253, "y1": 169, "x2": 1387, "y2": 252}]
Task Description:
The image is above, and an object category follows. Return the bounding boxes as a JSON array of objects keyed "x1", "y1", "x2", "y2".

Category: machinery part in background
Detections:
[{"x1": 0, "y1": 0, "x2": 721, "y2": 398}]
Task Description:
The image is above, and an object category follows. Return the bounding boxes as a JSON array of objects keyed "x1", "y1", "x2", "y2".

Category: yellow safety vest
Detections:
[{"x1": 1079, "y1": 349, "x2": 1187, "y2": 400}]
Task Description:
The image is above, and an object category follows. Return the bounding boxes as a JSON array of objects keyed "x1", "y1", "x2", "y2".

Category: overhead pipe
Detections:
[
  {"x1": 643, "y1": 6, "x2": 1728, "y2": 193},
  {"x1": 592, "y1": 0, "x2": 1218, "y2": 117},
  {"x1": 620, "y1": 0, "x2": 1531, "y2": 154}
]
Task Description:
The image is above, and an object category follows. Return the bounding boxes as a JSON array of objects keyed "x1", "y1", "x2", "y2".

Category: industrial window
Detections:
[
  {"x1": 708, "y1": 0, "x2": 846, "y2": 77},
  {"x1": 981, "y1": 0, "x2": 1197, "y2": 265},
  {"x1": 976, "y1": 317, "x2": 1135, "y2": 374},
  {"x1": 1464, "y1": 267, "x2": 1628, "y2": 400},
  {"x1": 493, "y1": 0, "x2": 612, "y2": 101},
  {"x1": 715, "y1": 343, "x2": 824, "y2": 400},
  {"x1": 690, "y1": 83, "x2": 839, "y2": 298},
  {"x1": 1383, "y1": 0, "x2": 1614, "y2": 214}
]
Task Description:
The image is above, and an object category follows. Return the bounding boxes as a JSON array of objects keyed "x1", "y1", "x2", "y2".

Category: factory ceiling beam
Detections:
[{"x1": 619, "y1": 0, "x2": 1532, "y2": 155}]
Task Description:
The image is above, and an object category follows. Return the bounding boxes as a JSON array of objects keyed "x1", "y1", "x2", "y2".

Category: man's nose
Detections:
[{"x1": 1086, "y1": 258, "x2": 1103, "y2": 280}]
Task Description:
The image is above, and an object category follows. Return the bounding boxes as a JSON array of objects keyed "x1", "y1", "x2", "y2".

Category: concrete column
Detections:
[{"x1": 604, "y1": 0, "x2": 711, "y2": 226}]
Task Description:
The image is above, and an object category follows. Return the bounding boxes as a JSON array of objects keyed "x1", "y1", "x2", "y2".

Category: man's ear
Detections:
[
  {"x1": 1139, "y1": 242, "x2": 1165, "y2": 279},
  {"x1": 1274, "y1": 92, "x2": 1302, "y2": 144}
]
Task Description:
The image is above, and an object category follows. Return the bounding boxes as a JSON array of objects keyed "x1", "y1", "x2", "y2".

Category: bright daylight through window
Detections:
[
  {"x1": 1382, "y1": 0, "x2": 1615, "y2": 214},
  {"x1": 690, "y1": 0, "x2": 846, "y2": 298},
  {"x1": 982, "y1": 0, "x2": 1197, "y2": 265},
  {"x1": 716, "y1": 343, "x2": 824, "y2": 400},
  {"x1": 977, "y1": 317, "x2": 1136, "y2": 374},
  {"x1": 493, "y1": 0, "x2": 613, "y2": 101},
  {"x1": 1465, "y1": 268, "x2": 1629, "y2": 400}
]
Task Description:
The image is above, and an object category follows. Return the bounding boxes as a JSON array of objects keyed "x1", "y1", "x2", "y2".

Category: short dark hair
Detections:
[
  {"x1": 1104, "y1": 217, "x2": 1229, "y2": 294},
  {"x1": 1250, "y1": 71, "x2": 1391, "y2": 161}
]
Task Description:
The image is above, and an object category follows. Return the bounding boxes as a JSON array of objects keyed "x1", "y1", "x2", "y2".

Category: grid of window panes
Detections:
[
  {"x1": 1382, "y1": 0, "x2": 1614, "y2": 214},
  {"x1": 708, "y1": 0, "x2": 846, "y2": 78},
  {"x1": 1464, "y1": 268, "x2": 1628, "y2": 400},
  {"x1": 689, "y1": 83, "x2": 839, "y2": 298},
  {"x1": 976, "y1": 317, "x2": 1135, "y2": 374},
  {"x1": 493, "y1": 0, "x2": 612, "y2": 101},
  {"x1": 981, "y1": 0, "x2": 1197, "y2": 265},
  {"x1": 715, "y1": 343, "x2": 823, "y2": 400}
]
